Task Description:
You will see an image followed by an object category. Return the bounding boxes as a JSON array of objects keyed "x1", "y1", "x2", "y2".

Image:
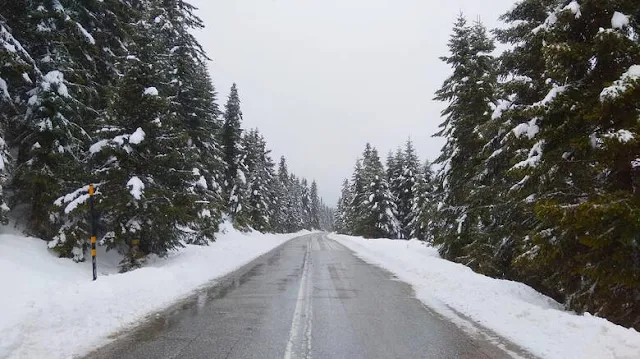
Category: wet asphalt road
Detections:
[{"x1": 86, "y1": 233, "x2": 516, "y2": 359}]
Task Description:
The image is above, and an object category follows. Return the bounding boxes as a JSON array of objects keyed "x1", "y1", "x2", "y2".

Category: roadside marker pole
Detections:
[{"x1": 89, "y1": 184, "x2": 97, "y2": 281}]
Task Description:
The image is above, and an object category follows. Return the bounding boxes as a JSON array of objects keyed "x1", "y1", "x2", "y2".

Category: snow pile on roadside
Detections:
[
  {"x1": 330, "y1": 234, "x2": 640, "y2": 359},
  {"x1": 0, "y1": 222, "x2": 309, "y2": 359}
]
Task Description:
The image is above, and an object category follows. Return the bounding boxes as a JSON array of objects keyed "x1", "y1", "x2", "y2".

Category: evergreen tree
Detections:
[
  {"x1": 408, "y1": 161, "x2": 434, "y2": 241},
  {"x1": 11, "y1": 0, "x2": 99, "y2": 241},
  {"x1": 432, "y1": 15, "x2": 498, "y2": 270},
  {"x1": 87, "y1": 1, "x2": 193, "y2": 268},
  {"x1": 272, "y1": 156, "x2": 290, "y2": 233},
  {"x1": 334, "y1": 178, "x2": 352, "y2": 234},
  {"x1": 160, "y1": 0, "x2": 225, "y2": 243},
  {"x1": 497, "y1": 0, "x2": 640, "y2": 328},
  {"x1": 361, "y1": 146, "x2": 401, "y2": 238},
  {"x1": 309, "y1": 180, "x2": 321, "y2": 229},
  {"x1": 348, "y1": 157, "x2": 367, "y2": 235},
  {"x1": 243, "y1": 129, "x2": 275, "y2": 232},
  {"x1": 386, "y1": 149, "x2": 403, "y2": 202},
  {"x1": 0, "y1": 13, "x2": 35, "y2": 225},
  {"x1": 318, "y1": 201, "x2": 335, "y2": 232},
  {"x1": 220, "y1": 84, "x2": 249, "y2": 227},
  {"x1": 300, "y1": 178, "x2": 312, "y2": 229},
  {"x1": 342, "y1": 144, "x2": 402, "y2": 238},
  {"x1": 479, "y1": 0, "x2": 557, "y2": 279},
  {"x1": 396, "y1": 139, "x2": 420, "y2": 238},
  {"x1": 286, "y1": 175, "x2": 304, "y2": 232}
]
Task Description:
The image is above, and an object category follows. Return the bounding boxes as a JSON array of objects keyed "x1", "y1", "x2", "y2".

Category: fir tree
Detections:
[
  {"x1": 499, "y1": 0, "x2": 640, "y2": 328},
  {"x1": 334, "y1": 178, "x2": 352, "y2": 234},
  {"x1": 272, "y1": 156, "x2": 290, "y2": 233},
  {"x1": 396, "y1": 139, "x2": 420, "y2": 238},
  {"x1": 11, "y1": 0, "x2": 98, "y2": 241},
  {"x1": 408, "y1": 161, "x2": 434, "y2": 241},
  {"x1": 310, "y1": 180, "x2": 321, "y2": 229},
  {"x1": 243, "y1": 129, "x2": 275, "y2": 232},
  {"x1": 0, "y1": 13, "x2": 36, "y2": 225},
  {"x1": 432, "y1": 15, "x2": 498, "y2": 270},
  {"x1": 220, "y1": 84, "x2": 249, "y2": 227},
  {"x1": 300, "y1": 178, "x2": 312, "y2": 229},
  {"x1": 361, "y1": 146, "x2": 401, "y2": 238}
]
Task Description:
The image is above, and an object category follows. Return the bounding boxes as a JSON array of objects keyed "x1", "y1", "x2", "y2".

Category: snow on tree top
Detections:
[
  {"x1": 513, "y1": 140, "x2": 545, "y2": 169},
  {"x1": 0, "y1": 78, "x2": 9, "y2": 99},
  {"x1": 75, "y1": 23, "x2": 95, "y2": 45},
  {"x1": 534, "y1": 85, "x2": 567, "y2": 107},
  {"x1": 611, "y1": 12, "x2": 630, "y2": 29},
  {"x1": 491, "y1": 99, "x2": 512, "y2": 120},
  {"x1": 129, "y1": 127, "x2": 145, "y2": 145},
  {"x1": 562, "y1": 1, "x2": 581, "y2": 18},
  {"x1": 603, "y1": 129, "x2": 635, "y2": 143},
  {"x1": 90, "y1": 127, "x2": 145, "y2": 153},
  {"x1": 600, "y1": 65, "x2": 640, "y2": 101},
  {"x1": 512, "y1": 119, "x2": 540, "y2": 140},
  {"x1": 52, "y1": 0, "x2": 65, "y2": 12},
  {"x1": 532, "y1": 13, "x2": 557, "y2": 34},
  {"x1": 196, "y1": 176, "x2": 208, "y2": 189},
  {"x1": 54, "y1": 184, "x2": 98, "y2": 214},
  {"x1": 41, "y1": 71, "x2": 69, "y2": 97},
  {"x1": 127, "y1": 176, "x2": 145, "y2": 200},
  {"x1": 143, "y1": 87, "x2": 159, "y2": 96}
]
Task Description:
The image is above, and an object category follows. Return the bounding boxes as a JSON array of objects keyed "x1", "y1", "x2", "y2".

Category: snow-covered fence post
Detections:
[{"x1": 89, "y1": 184, "x2": 97, "y2": 281}]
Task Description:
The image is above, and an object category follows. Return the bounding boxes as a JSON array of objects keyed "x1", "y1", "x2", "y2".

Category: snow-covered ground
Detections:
[
  {"x1": 330, "y1": 234, "x2": 640, "y2": 359},
  {"x1": 0, "y1": 222, "x2": 309, "y2": 359}
]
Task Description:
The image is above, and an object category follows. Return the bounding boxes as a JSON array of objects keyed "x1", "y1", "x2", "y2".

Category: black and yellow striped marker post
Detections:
[
  {"x1": 131, "y1": 239, "x2": 140, "y2": 258},
  {"x1": 89, "y1": 184, "x2": 97, "y2": 281}
]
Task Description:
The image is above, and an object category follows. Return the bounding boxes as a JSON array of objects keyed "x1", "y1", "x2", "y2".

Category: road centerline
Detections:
[{"x1": 283, "y1": 236, "x2": 314, "y2": 359}]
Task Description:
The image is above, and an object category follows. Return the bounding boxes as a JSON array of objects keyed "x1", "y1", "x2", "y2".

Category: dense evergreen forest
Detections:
[
  {"x1": 0, "y1": 0, "x2": 333, "y2": 270},
  {"x1": 336, "y1": 0, "x2": 640, "y2": 330}
]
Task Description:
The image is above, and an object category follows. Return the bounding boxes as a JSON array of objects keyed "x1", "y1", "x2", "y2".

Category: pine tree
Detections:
[
  {"x1": 75, "y1": 1, "x2": 207, "y2": 268},
  {"x1": 361, "y1": 146, "x2": 401, "y2": 238},
  {"x1": 386, "y1": 149, "x2": 403, "y2": 201},
  {"x1": 0, "y1": 12, "x2": 36, "y2": 225},
  {"x1": 348, "y1": 157, "x2": 367, "y2": 235},
  {"x1": 243, "y1": 129, "x2": 275, "y2": 232},
  {"x1": 309, "y1": 180, "x2": 321, "y2": 229},
  {"x1": 160, "y1": 0, "x2": 225, "y2": 243},
  {"x1": 334, "y1": 178, "x2": 352, "y2": 234},
  {"x1": 286, "y1": 175, "x2": 304, "y2": 232},
  {"x1": 300, "y1": 178, "x2": 312, "y2": 229},
  {"x1": 8, "y1": 0, "x2": 145, "y2": 258},
  {"x1": 272, "y1": 156, "x2": 290, "y2": 233},
  {"x1": 496, "y1": 0, "x2": 640, "y2": 328},
  {"x1": 478, "y1": 0, "x2": 557, "y2": 280},
  {"x1": 10, "y1": 0, "x2": 99, "y2": 241},
  {"x1": 408, "y1": 161, "x2": 434, "y2": 241},
  {"x1": 318, "y1": 201, "x2": 335, "y2": 232},
  {"x1": 220, "y1": 84, "x2": 249, "y2": 227},
  {"x1": 432, "y1": 15, "x2": 498, "y2": 270},
  {"x1": 396, "y1": 139, "x2": 420, "y2": 238}
]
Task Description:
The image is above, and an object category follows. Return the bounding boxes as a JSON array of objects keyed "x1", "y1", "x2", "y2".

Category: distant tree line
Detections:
[
  {"x1": 0, "y1": 0, "x2": 333, "y2": 270},
  {"x1": 336, "y1": 0, "x2": 640, "y2": 331},
  {"x1": 334, "y1": 140, "x2": 433, "y2": 241}
]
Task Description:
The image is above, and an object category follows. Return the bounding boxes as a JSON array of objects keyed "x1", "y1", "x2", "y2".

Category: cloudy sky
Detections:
[{"x1": 190, "y1": 0, "x2": 517, "y2": 204}]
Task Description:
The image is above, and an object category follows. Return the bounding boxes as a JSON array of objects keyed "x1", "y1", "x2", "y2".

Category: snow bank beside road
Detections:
[
  {"x1": 330, "y1": 234, "x2": 640, "y2": 359},
  {"x1": 0, "y1": 223, "x2": 308, "y2": 359}
]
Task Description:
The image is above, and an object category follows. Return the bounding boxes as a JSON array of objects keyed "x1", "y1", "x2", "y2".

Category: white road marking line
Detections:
[{"x1": 284, "y1": 241, "x2": 313, "y2": 359}]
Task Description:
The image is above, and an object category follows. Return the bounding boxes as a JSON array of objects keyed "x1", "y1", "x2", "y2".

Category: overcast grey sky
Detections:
[{"x1": 190, "y1": 0, "x2": 517, "y2": 204}]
